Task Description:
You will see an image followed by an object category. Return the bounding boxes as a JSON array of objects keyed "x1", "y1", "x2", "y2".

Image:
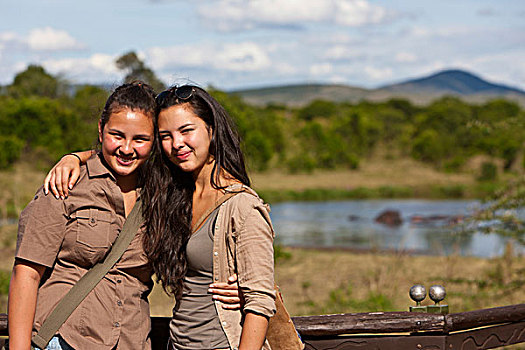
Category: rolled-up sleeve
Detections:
[
  {"x1": 16, "y1": 187, "x2": 68, "y2": 268},
  {"x1": 235, "y1": 202, "x2": 276, "y2": 318}
]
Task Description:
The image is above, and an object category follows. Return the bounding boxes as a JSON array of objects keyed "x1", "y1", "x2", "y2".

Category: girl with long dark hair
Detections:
[{"x1": 144, "y1": 85, "x2": 275, "y2": 349}]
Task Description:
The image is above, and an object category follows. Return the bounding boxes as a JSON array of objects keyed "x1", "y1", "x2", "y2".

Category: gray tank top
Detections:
[{"x1": 170, "y1": 208, "x2": 230, "y2": 349}]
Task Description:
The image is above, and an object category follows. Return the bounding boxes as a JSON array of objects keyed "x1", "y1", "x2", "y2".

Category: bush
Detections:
[
  {"x1": 478, "y1": 162, "x2": 498, "y2": 181},
  {"x1": 287, "y1": 154, "x2": 316, "y2": 173},
  {"x1": 0, "y1": 135, "x2": 24, "y2": 169},
  {"x1": 443, "y1": 156, "x2": 466, "y2": 173},
  {"x1": 297, "y1": 99, "x2": 337, "y2": 120},
  {"x1": 411, "y1": 129, "x2": 447, "y2": 163}
]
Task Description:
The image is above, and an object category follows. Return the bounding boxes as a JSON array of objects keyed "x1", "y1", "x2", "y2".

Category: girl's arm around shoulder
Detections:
[{"x1": 44, "y1": 150, "x2": 93, "y2": 199}]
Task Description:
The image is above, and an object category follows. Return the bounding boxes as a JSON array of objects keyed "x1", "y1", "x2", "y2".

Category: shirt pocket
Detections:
[{"x1": 73, "y1": 208, "x2": 113, "y2": 267}]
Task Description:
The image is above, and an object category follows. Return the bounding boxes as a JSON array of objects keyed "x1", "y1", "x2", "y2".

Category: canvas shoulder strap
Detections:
[
  {"x1": 192, "y1": 189, "x2": 245, "y2": 234},
  {"x1": 31, "y1": 201, "x2": 144, "y2": 349}
]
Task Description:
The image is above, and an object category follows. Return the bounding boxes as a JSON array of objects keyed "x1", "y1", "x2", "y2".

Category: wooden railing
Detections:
[{"x1": 1, "y1": 304, "x2": 524, "y2": 349}]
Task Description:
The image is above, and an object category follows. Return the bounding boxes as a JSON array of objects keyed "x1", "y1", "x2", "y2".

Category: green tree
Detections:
[
  {"x1": 70, "y1": 85, "x2": 109, "y2": 123},
  {"x1": 210, "y1": 88, "x2": 285, "y2": 171},
  {"x1": 0, "y1": 135, "x2": 24, "y2": 169},
  {"x1": 411, "y1": 129, "x2": 447, "y2": 163},
  {"x1": 0, "y1": 97, "x2": 94, "y2": 162},
  {"x1": 116, "y1": 51, "x2": 166, "y2": 92},
  {"x1": 297, "y1": 99, "x2": 337, "y2": 121},
  {"x1": 7, "y1": 65, "x2": 67, "y2": 98}
]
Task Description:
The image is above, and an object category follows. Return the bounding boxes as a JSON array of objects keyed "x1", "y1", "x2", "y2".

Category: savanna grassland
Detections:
[{"x1": 0, "y1": 64, "x2": 524, "y2": 326}]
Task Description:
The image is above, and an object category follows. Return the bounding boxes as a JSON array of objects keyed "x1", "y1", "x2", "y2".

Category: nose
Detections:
[
  {"x1": 120, "y1": 139, "x2": 133, "y2": 154},
  {"x1": 172, "y1": 134, "x2": 184, "y2": 150}
]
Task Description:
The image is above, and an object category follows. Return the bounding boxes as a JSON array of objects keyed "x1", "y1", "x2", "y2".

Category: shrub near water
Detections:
[{"x1": 478, "y1": 162, "x2": 498, "y2": 181}]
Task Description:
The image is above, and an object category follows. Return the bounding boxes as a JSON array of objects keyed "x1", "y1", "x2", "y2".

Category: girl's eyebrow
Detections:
[
  {"x1": 158, "y1": 122, "x2": 195, "y2": 132},
  {"x1": 107, "y1": 128, "x2": 151, "y2": 138},
  {"x1": 178, "y1": 123, "x2": 194, "y2": 130}
]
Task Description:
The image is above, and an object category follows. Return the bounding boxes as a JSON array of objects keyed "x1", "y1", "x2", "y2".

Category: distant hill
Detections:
[
  {"x1": 228, "y1": 84, "x2": 370, "y2": 107},
  {"x1": 379, "y1": 69, "x2": 525, "y2": 95},
  {"x1": 231, "y1": 69, "x2": 525, "y2": 107}
]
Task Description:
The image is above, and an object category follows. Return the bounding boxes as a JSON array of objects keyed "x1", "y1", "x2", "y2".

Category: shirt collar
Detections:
[{"x1": 86, "y1": 153, "x2": 116, "y2": 181}]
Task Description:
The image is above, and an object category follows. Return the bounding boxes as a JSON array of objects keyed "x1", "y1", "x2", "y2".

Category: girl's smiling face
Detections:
[
  {"x1": 99, "y1": 107, "x2": 154, "y2": 179},
  {"x1": 158, "y1": 103, "x2": 213, "y2": 176}
]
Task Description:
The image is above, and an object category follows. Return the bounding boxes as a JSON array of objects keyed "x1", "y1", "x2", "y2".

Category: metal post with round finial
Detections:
[
  {"x1": 409, "y1": 284, "x2": 427, "y2": 312},
  {"x1": 426, "y1": 285, "x2": 449, "y2": 314}
]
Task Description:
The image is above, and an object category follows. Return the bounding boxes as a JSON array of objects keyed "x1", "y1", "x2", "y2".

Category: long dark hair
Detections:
[{"x1": 141, "y1": 85, "x2": 250, "y2": 298}]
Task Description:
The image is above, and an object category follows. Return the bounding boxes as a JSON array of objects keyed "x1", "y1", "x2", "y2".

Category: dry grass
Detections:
[
  {"x1": 274, "y1": 247, "x2": 524, "y2": 316},
  {"x1": 251, "y1": 157, "x2": 475, "y2": 192},
  {"x1": 0, "y1": 163, "x2": 46, "y2": 222}
]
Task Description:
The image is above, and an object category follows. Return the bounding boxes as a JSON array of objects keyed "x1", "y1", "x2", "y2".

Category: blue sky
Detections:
[{"x1": 1, "y1": 0, "x2": 524, "y2": 90}]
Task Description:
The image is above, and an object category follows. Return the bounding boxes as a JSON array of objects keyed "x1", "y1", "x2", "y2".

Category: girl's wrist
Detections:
[{"x1": 65, "y1": 153, "x2": 81, "y2": 163}]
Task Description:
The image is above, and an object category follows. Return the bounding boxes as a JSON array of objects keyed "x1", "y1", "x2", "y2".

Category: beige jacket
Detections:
[{"x1": 212, "y1": 185, "x2": 276, "y2": 350}]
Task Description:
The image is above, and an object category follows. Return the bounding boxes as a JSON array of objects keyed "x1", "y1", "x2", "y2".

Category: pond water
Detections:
[{"x1": 269, "y1": 199, "x2": 524, "y2": 258}]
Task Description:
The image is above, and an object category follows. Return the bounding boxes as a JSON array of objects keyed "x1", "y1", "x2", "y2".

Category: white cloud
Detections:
[
  {"x1": 39, "y1": 53, "x2": 119, "y2": 82},
  {"x1": 197, "y1": 0, "x2": 388, "y2": 31},
  {"x1": 0, "y1": 31, "x2": 19, "y2": 42},
  {"x1": 310, "y1": 63, "x2": 333, "y2": 76},
  {"x1": 334, "y1": 0, "x2": 387, "y2": 27},
  {"x1": 148, "y1": 42, "x2": 271, "y2": 73},
  {"x1": 0, "y1": 28, "x2": 84, "y2": 52},
  {"x1": 364, "y1": 66, "x2": 392, "y2": 80},
  {"x1": 323, "y1": 45, "x2": 364, "y2": 60},
  {"x1": 395, "y1": 52, "x2": 417, "y2": 63},
  {"x1": 27, "y1": 27, "x2": 84, "y2": 51}
]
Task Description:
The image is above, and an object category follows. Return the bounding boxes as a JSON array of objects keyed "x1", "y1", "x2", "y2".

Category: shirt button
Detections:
[
  {"x1": 117, "y1": 300, "x2": 122, "y2": 306},
  {"x1": 213, "y1": 251, "x2": 218, "y2": 256},
  {"x1": 34, "y1": 195, "x2": 39, "y2": 200},
  {"x1": 114, "y1": 322, "x2": 120, "y2": 327},
  {"x1": 214, "y1": 277, "x2": 219, "y2": 281},
  {"x1": 222, "y1": 321, "x2": 227, "y2": 326},
  {"x1": 90, "y1": 218, "x2": 96, "y2": 224},
  {"x1": 117, "y1": 279, "x2": 122, "y2": 283}
]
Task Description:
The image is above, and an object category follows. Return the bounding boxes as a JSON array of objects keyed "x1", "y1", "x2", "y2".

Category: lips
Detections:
[
  {"x1": 175, "y1": 150, "x2": 191, "y2": 161},
  {"x1": 116, "y1": 154, "x2": 135, "y2": 166}
]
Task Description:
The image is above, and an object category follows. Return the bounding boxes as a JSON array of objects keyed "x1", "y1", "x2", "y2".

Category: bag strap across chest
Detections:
[{"x1": 31, "y1": 201, "x2": 144, "y2": 349}]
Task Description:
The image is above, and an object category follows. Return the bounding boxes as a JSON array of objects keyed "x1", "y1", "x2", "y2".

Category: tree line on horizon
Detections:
[{"x1": 0, "y1": 52, "x2": 524, "y2": 179}]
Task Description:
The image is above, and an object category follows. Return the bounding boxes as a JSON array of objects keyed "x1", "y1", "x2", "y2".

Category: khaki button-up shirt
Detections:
[{"x1": 16, "y1": 155, "x2": 153, "y2": 350}]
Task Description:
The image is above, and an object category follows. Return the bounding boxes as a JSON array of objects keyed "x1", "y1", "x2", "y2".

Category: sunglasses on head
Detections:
[{"x1": 156, "y1": 85, "x2": 195, "y2": 105}]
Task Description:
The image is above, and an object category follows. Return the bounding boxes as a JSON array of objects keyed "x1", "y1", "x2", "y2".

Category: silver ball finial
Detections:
[
  {"x1": 429, "y1": 285, "x2": 446, "y2": 304},
  {"x1": 409, "y1": 284, "x2": 426, "y2": 305}
]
